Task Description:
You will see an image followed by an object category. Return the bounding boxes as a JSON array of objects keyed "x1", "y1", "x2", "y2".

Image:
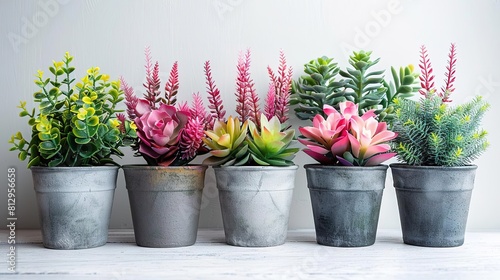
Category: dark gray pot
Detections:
[
  {"x1": 214, "y1": 166, "x2": 297, "y2": 247},
  {"x1": 123, "y1": 165, "x2": 207, "y2": 248},
  {"x1": 305, "y1": 165, "x2": 387, "y2": 247},
  {"x1": 390, "y1": 164, "x2": 477, "y2": 247},
  {"x1": 31, "y1": 166, "x2": 118, "y2": 249}
]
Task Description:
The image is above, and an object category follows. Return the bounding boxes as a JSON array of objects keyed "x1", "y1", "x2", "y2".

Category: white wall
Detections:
[{"x1": 1, "y1": 0, "x2": 499, "y2": 230}]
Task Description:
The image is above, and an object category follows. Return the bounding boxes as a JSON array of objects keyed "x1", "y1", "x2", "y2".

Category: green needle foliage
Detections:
[
  {"x1": 392, "y1": 43, "x2": 490, "y2": 166},
  {"x1": 392, "y1": 95, "x2": 489, "y2": 166}
]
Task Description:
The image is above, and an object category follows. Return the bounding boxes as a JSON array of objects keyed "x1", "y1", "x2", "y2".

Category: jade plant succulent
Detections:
[
  {"x1": 298, "y1": 101, "x2": 397, "y2": 166},
  {"x1": 291, "y1": 50, "x2": 419, "y2": 125},
  {"x1": 121, "y1": 47, "x2": 209, "y2": 166},
  {"x1": 9, "y1": 52, "x2": 136, "y2": 167},
  {"x1": 202, "y1": 50, "x2": 299, "y2": 166},
  {"x1": 392, "y1": 43, "x2": 490, "y2": 166}
]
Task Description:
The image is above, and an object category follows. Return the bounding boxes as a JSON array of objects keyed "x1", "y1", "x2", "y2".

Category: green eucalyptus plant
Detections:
[
  {"x1": 9, "y1": 52, "x2": 136, "y2": 167},
  {"x1": 291, "y1": 50, "x2": 419, "y2": 125}
]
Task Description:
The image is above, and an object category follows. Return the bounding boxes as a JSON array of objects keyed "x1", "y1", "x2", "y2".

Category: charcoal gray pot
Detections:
[
  {"x1": 305, "y1": 164, "x2": 387, "y2": 247},
  {"x1": 214, "y1": 166, "x2": 297, "y2": 247},
  {"x1": 390, "y1": 164, "x2": 477, "y2": 247},
  {"x1": 123, "y1": 165, "x2": 207, "y2": 248},
  {"x1": 31, "y1": 166, "x2": 118, "y2": 249}
]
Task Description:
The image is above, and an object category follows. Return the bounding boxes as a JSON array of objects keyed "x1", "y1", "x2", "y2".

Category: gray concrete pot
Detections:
[
  {"x1": 305, "y1": 164, "x2": 387, "y2": 247},
  {"x1": 123, "y1": 165, "x2": 207, "y2": 248},
  {"x1": 214, "y1": 166, "x2": 297, "y2": 247},
  {"x1": 31, "y1": 166, "x2": 118, "y2": 249},
  {"x1": 390, "y1": 164, "x2": 477, "y2": 247}
]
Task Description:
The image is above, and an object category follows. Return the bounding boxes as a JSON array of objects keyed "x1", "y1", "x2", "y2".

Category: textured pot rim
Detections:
[
  {"x1": 30, "y1": 165, "x2": 119, "y2": 171},
  {"x1": 304, "y1": 164, "x2": 388, "y2": 171},
  {"x1": 121, "y1": 164, "x2": 208, "y2": 171},
  {"x1": 212, "y1": 165, "x2": 298, "y2": 171},
  {"x1": 389, "y1": 163, "x2": 478, "y2": 171}
]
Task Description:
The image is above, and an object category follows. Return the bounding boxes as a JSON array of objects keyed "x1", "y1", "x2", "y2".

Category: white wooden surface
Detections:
[{"x1": 1, "y1": 229, "x2": 500, "y2": 279}]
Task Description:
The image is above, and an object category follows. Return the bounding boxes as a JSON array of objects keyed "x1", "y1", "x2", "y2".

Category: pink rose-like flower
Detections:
[
  {"x1": 134, "y1": 102, "x2": 189, "y2": 164},
  {"x1": 298, "y1": 105, "x2": 349, "y2": 164},
  {"x1": 346, "y1": 115, "x2": 397, "y2": 166},
  {"x1": 299, "y1": 102, "x2": 398, "y2": 166}
]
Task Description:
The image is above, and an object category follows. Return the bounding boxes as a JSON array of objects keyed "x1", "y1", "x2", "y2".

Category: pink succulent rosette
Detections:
[
  {"x1": 299, "y1": 101, "x2": 397, "y2": 166},
  {"x1": 134, "y1": 100, "x2": 189, "y2": 165}
]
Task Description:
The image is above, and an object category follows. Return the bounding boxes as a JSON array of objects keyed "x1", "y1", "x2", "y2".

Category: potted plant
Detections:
[
  {"x1": 120, "y1": 47, "x2": 209, "y2": 248},
  {"x1": 202, "y1": 50, "x2": 300, "y2": 247},
  {"x1": 9, "y1": 52, "x2": 136, "y2": 249},
  {"x1": 291, "y1": 51, "x2": 419, "y2": 125},
  {"x1": 291, "y1": 50, "x2": 416, "y2": 247},
  {"x1": 390, "y1": 43, "x2": 490, "y2": 247}
]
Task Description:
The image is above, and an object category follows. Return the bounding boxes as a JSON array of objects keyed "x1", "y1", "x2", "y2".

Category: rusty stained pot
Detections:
[{"x1": 122, "y1": 165, "x2": 207, "y2": 248}]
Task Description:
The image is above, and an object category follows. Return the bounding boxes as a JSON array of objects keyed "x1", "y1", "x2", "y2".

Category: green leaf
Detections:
[
  {"x1": 265, "y1": 158, "x2": 291, "y2": 166},
  {"x1": 234, "y1": 154, "x2": 250, "y2": 166},
  {"x1": 48, "y1": 156, "x2": 64, "y2": 167},
  {"x1": 75, "y1": 137, "x2": 91, "y2": 145},
  {"x1": 38, "y1": 132, "x2": 54, "y2": 141},
  {"x1": 251, "y1": 154, "x2": 270, "y2": 166},
  {"x1": 39, "y1": 100, "x2": 52, "y2": 109},
  {"x1": 48, "y1": 87, "x2": 59, "y2": 96},
  {"x1": 72, "y1": 127, "x2": 88, "y2": 138},
  {"x1": 402, "y1": 75, "x2": 415, "y2": 85},
  {"x1": 108, "y1": 89, "x2": 119, "y2": 100},
  {"x1": 74, "y1": 119, "x2": 86, "y2": 130},
  {"x1": 88, "y1": 116, "x2": 99, "y2": 126},
  {"x1": 67, "y1": 134, "x2": 78, "y2": 152},
  {"x1": 39, "y1": 141, "x2": 56, "y2": 151},
  {"x1": 234, "y1": 144, "x2": 249, "y2": 159},
  {"x1": 55, "y1": 101, "x2": 65, "y2": 110},
  {"x1": 33, "y1": 92, "x2": 45, "y2": 99},
  {"x1": 18, "y1": 151, "x2": 27, "y2": 161},
  {"x1": 203, "y1": 156, "x2": 229, "y2": 166},
  {"x1": 391, "y1": 67, "x2": 400, "y2": 89},
  {"x1": 355, "y1": 61, "x2": 368, "y2": 70},
  {"x1": 79, "y1": 143, "x2": 98, "y2": 158},
  {"x1": 27, "y1": 156, "x2": 41, "y2": 168},
  {"x1": 398, "y1": 85, "x2": 413, "y2": 94}
]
